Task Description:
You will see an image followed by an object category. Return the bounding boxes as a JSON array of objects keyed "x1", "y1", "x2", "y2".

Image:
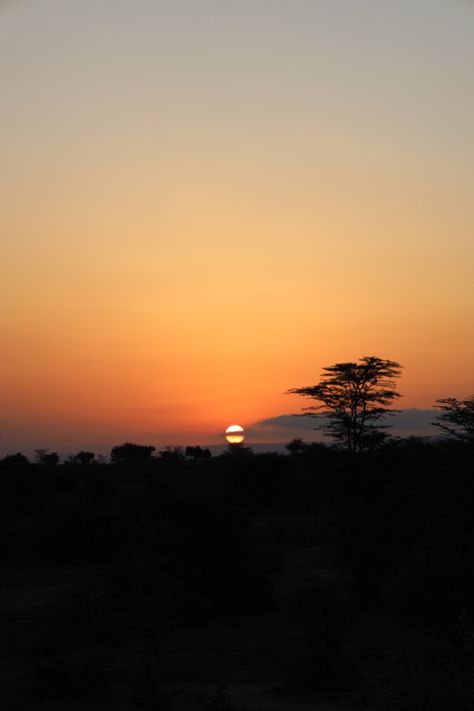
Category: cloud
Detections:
[
  {"x1": 247, "y1": 409, "x2": 438, "y2": 443},
  {"x1": 390, "y1": 409, "x2": 439, "y2": 434}
]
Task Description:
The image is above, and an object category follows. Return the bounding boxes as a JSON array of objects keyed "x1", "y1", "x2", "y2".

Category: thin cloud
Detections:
[{"x1": 247, "y1": 409, "x2": 438, "y2": 443}]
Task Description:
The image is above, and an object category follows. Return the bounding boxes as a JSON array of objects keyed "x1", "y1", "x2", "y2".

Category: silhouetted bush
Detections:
[{"x1": 110, "y1": 442, "x2": 156, "y2": 462}]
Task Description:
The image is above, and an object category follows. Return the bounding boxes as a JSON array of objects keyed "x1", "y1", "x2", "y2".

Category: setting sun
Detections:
[{"x1": 225, "y1": 425, "x2": 245, "y2": 445}]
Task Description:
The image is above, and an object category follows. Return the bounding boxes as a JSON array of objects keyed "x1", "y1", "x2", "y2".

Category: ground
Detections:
[{"x1": 0, "y1": 514, "x2": 420, "y2": 710}]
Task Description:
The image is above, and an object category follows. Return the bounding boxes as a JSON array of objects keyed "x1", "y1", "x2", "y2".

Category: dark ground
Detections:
[{"x1": 1, "y1": 439, "x2": 473, "y2": 710}]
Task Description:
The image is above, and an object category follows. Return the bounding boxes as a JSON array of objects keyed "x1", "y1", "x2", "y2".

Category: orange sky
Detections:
[{"x1": 1, "y1": 1, "x2": 473, "y2": 453}]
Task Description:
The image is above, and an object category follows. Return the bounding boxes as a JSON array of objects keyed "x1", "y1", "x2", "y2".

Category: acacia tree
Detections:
[
  {"x1": 288, "y1": 356, "x2": 402, "y2": 453},
  {"x1": 433, "y1": 395, "x2": 474, "y2": 443}
]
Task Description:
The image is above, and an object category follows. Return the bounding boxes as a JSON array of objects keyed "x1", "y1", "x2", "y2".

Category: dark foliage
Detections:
[
  {"x1": 434, "y1": 395, "x2": 474, "y2": 443},
  {"x1": 34, "y1": 448, "x2": 60, "y2": 466},
  {"x1": 1, "y1": 434, "x2": 473, "y2": 707},
  {"x1": 288, "y1": 355, "x2": 402, "y2": 453},
  {"x1": 110, "y1": 442, "x2": 156, "y2": 462},
  {"x1": 185, "y1": 445, "x2": 212, "y2": 459}
]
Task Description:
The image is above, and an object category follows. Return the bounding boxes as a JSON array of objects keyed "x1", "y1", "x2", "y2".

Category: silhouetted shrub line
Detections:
[{"x1": 1, "y1": 433, "x2": 474, "y2": 707}]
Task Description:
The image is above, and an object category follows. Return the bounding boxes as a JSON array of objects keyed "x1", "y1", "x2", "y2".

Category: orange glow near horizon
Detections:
[{"x1": 1, "y1": 1, "x2": 473, "y2": 453}]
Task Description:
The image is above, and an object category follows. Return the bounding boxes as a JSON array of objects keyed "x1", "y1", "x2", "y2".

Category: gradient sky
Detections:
[{"x1": 1, "y1": 0, "x2": 473, "y2": 453}]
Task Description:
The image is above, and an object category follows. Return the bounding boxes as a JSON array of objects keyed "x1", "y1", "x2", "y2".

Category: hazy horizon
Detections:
[{"x1": 0, "y1": 407, "x2": 439, "y2": 458}]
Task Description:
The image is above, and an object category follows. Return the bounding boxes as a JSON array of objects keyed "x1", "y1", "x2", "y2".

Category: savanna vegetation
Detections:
[{"x1": 1, "y1": 362, "x2": 473, "y2": 710}]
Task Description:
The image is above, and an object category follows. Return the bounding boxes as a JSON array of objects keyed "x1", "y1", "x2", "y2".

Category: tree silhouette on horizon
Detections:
[
  {"x1": 433, "y1": 395, "x2": 474, "y2": 443},
  {"x1": 288, "y1": 355, "x2": 402, "y2": 453}
]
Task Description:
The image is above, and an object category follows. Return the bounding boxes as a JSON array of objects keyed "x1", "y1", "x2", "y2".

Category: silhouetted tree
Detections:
[
  {"x1": 433, "y1": 395, "x2": 474, "y2": 443},
  {"x1": 288, "y1": 356, "x2": 402, "y2": 453},
  {"x1": 0, "y1": 452, "x2": 30, "y2": 468},
  {"x1": 72, "y1": 450, "x2": 96, "y2": 465},
  {"x1": 34, "y1": 449, "x2": 60, "y2": 466},
  {"x1": 224, "y1": 443, "x2": 253, "y2": 456},
  {"x1": 110, "y1": 442, "x2": 155, "y2": 462},
  {"x1": 285, "y1": 438, "x2": 308, "y2": 455},
  {"x1": 185, "y1": 445, "x2": 212, "y2": 459},
  {"x1": 159, "y1": 446, "x2": 184, "y2": 461}
]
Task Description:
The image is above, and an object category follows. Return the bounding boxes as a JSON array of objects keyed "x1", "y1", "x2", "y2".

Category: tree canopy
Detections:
[
  {"x1": 110, "y1": 442, "x2": 156, "y2": 462},
  {"x1": 433, "y1": 395, "x2": 474, "y2": 443},
  {"x1": 288, "y1": 356, "x2": 402, "y2": 453}
]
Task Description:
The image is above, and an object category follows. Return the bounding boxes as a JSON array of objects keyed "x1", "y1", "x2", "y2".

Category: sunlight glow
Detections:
[{"x1": 225, "y1": 425, "x2": 245, "y2": 444}]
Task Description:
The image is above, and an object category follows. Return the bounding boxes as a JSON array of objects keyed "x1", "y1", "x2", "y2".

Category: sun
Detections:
[{"x1": 225, "y1": 424, "x2": 245, "y2": 444}]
